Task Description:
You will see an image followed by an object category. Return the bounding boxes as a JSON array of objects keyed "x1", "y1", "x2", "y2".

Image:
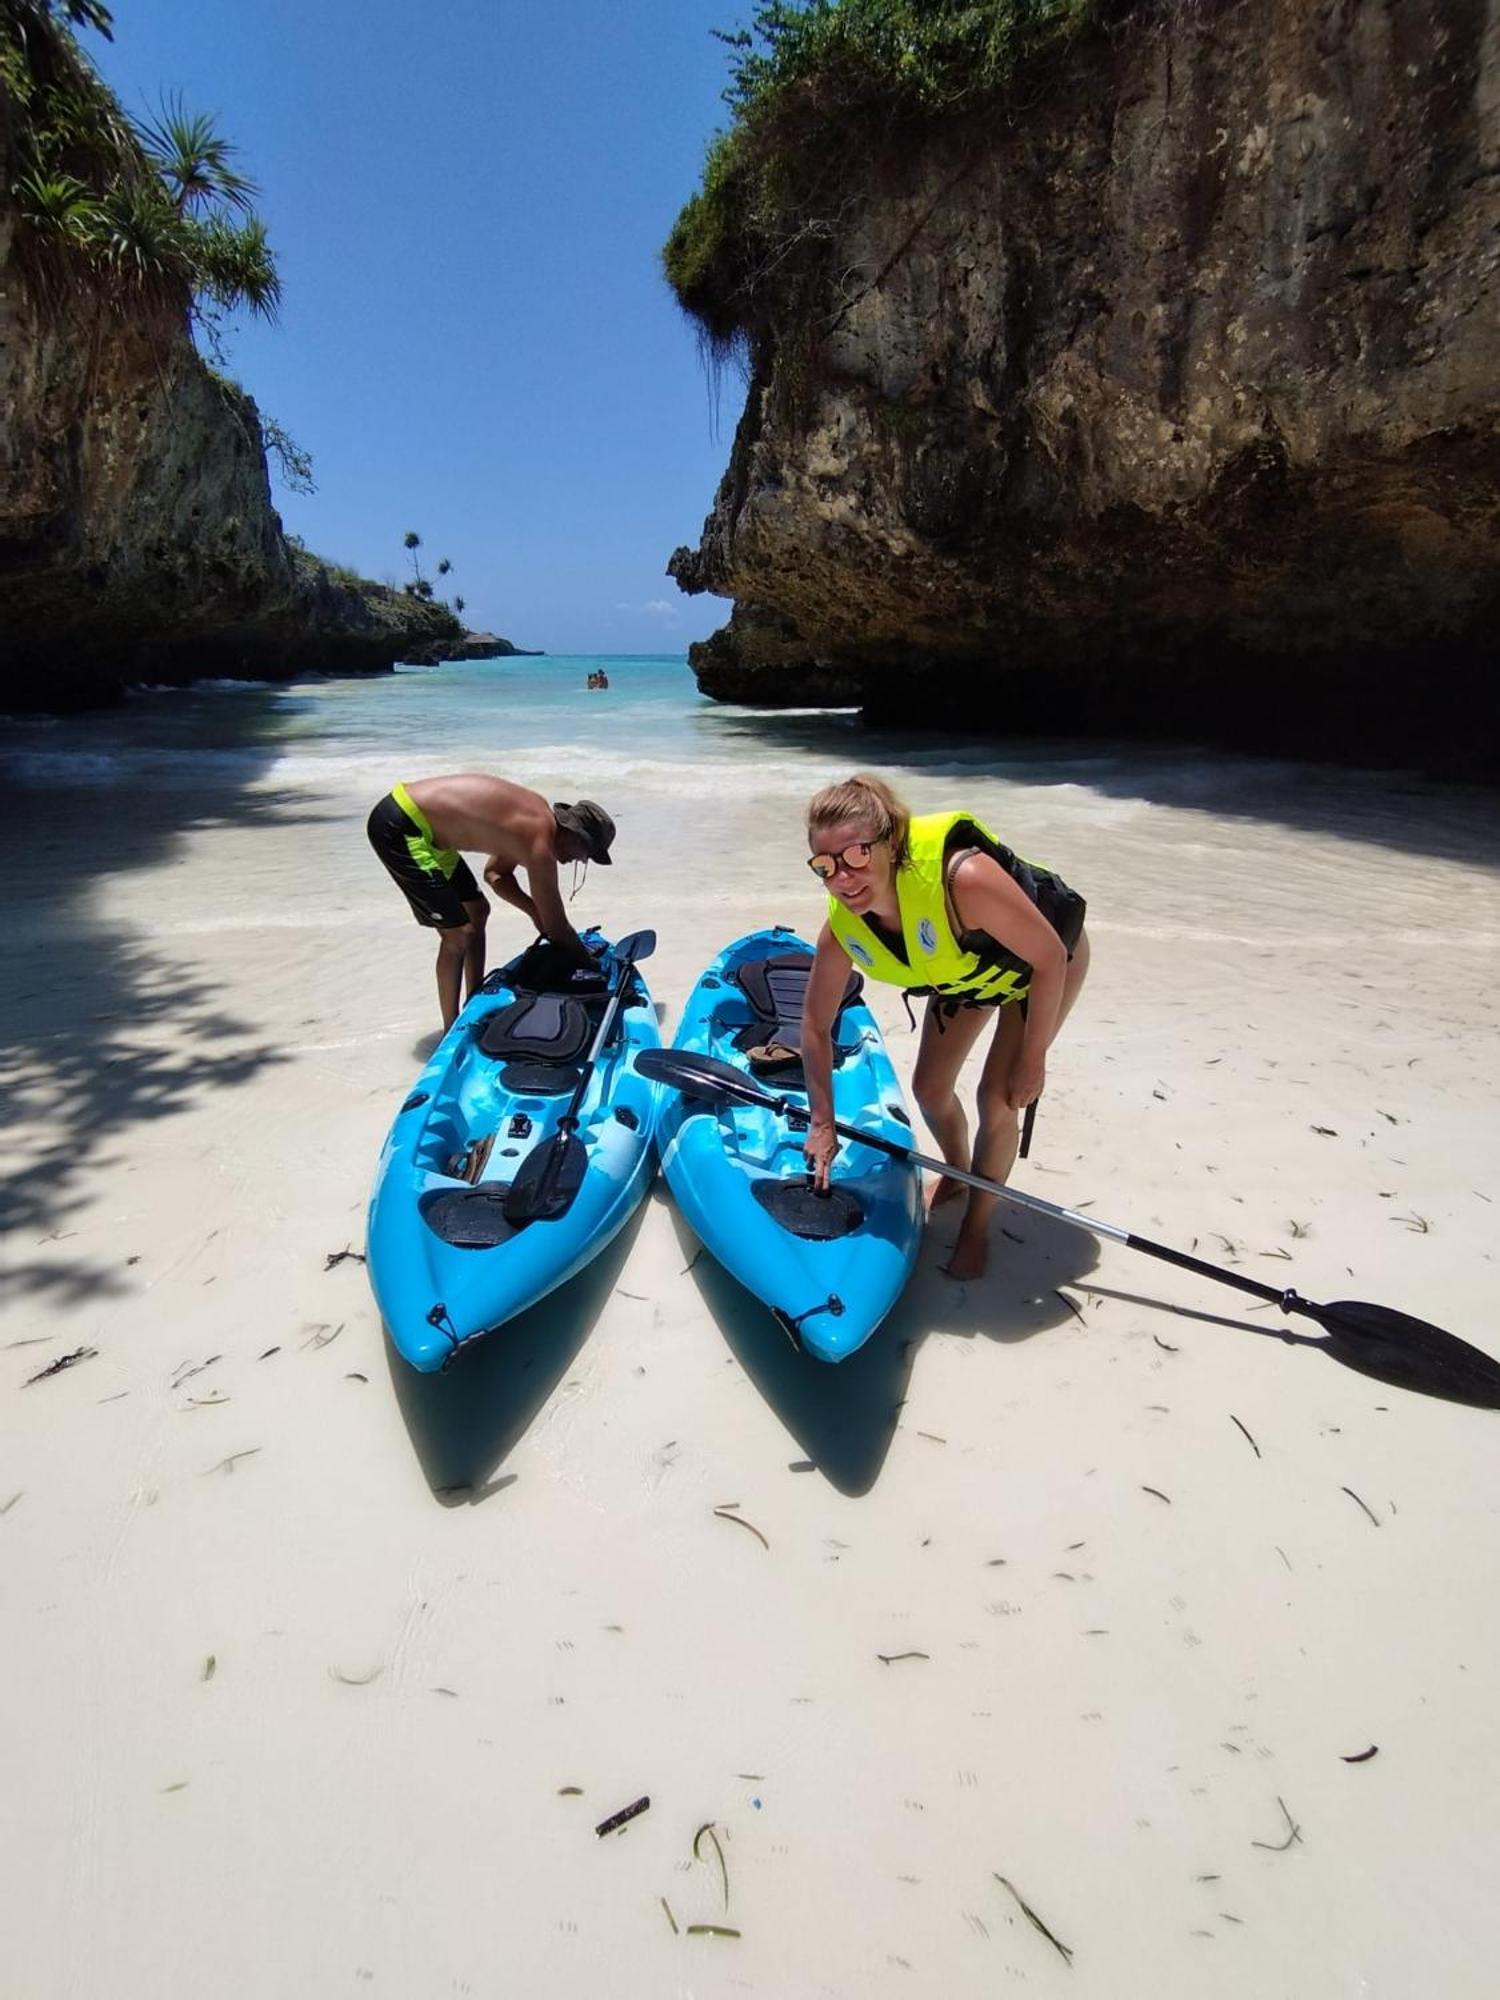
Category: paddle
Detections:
[
  {"x1": 634, "y1": 1046, "x2": 1500, "y2": 1409},
  {"x1": 1019, "y1": 1097, "x2": 1038, "y2": 1161},
  {"x1": 503, "y1": 929, "x2": 656, "y2": 1224}
]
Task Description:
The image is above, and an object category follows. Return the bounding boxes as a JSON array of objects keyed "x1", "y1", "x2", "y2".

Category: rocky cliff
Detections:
[
  {"x1": 670, "y1": 0, "x2": 1499, "y2": 766},
  {"x1": 401, "y1": 631, "x2": 542, "y2": 666},
  {"x1": 0, "y1": 70, "x2": 463, "y2": 711}
]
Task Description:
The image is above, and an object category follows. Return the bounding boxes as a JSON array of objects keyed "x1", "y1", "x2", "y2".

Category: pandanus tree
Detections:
[
  {"x1": 7, "y1": 10, "x2": 283, "y2": 328},
  {"x1": 135, "y1": 95, "x2": 258, "y2": 217}
]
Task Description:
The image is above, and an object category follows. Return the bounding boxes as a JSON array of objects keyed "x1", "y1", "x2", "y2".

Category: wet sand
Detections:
[{"x1": 4, "y1": 719, "x2": 1500, "y2": 1997}]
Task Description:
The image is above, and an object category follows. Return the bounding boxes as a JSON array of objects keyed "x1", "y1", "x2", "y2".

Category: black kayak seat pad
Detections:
[{"x1": 478, "y1": 993, "x2": 596, "y2": 1065}]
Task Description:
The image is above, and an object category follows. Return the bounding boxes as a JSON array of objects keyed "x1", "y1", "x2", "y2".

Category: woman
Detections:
[{"x1": 800, "y1": 773, "x2": 1090, "y2": 1280}]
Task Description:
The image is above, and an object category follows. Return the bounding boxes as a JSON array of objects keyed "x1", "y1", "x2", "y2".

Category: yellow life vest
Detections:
[{"x1": 826, "y1": 810, "x2": 1035, "y2": 1005}]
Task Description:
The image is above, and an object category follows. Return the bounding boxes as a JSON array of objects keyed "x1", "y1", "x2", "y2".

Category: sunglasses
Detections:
[{"x1": 807, "y1": 836, "x2": 887, "y2": 882}]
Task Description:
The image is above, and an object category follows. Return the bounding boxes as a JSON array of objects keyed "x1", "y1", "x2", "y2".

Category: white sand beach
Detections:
[{"x1": 4, "y1": 711, "x2": 1500, "y2": 1998}]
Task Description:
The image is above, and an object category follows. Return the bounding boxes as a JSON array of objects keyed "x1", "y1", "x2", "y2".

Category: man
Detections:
[{"x1": 366, "y1": 773, "x2": 616, "y2": 1030}]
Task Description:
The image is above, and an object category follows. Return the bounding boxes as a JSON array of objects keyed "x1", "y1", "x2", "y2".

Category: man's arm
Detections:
[
  {"x1": 484, "y1": 858, "x2": 541, "y2": 929},
  {"x1": 523, "y1": 848, "x2": 592, "y2": 961}
]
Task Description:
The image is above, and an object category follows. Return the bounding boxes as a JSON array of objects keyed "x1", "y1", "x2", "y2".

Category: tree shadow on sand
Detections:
[
  {"x1": 667, "y1": 1201, "x2": 1098, "y2": 1496},
  {"x1": 385, "y1": 1201, "x2": 649, "y2": 1504},
  {"x1": 0, "y1": 943, "x2": 286, "y2": 1308},
  {"x1": 1, "y1": 778, "x2": 334, "y2": 1307},
  {"x1": 696, "y1": 707, "x2": 1500, "y2": 871}
]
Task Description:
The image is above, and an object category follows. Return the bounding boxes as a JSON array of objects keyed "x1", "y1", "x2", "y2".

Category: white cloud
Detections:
[{"x1": 613, "y1": 598, "x2": 680, "y2": 620}]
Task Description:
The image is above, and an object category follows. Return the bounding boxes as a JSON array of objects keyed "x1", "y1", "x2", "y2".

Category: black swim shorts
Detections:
[{"x1": 367, "y1": 785, "x2": 482, "y2": 930}]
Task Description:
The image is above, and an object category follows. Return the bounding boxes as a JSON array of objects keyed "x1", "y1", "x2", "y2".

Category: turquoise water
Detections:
[
  {"x1": 0, "y1": 650, "x2": 1132, "y2": 806},
  {"x1": 6, "y1": 648, "x2": 1495, "y2": 980},
  {"x1": 0, "y1": 653, "x2": 859, "y2": 795}
]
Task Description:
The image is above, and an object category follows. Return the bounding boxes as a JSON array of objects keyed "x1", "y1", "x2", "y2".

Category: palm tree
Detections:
[
  {"x1": 15, "y1": 169, "x2": 103, "y2": 250},
  {"x1": 92, "y1": 178, "x2": 188, "y2": 291},
  {"x1": 12, "y1": 1, "x2": 114, "y2": 37},
  {"x1": 436, "y1": 557, "x2": 451, "y2": 577},
  {"x1": 184, "y1": 213, "x2": 281, "y2": 320},
  {"x1": 135, "y1": 95, "x2": 258, "y2": 216},
  {"x1": 403, "y1": 531, "x2": 424, "y2": 585}
]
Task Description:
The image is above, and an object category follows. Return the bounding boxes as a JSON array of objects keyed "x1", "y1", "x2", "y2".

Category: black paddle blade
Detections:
[
  {"x1": 613, "y1": 929, "x2": 656, "y2": 964},
  {"x1": 1303, "y1": 1300, "x2": 1500, "y2": 1409},
  {"x1": 501, "y1": 1132, "x2": 588, "y2": 1224},
  {"x1": 633, "y1": 1046, "x2": 775, "y2": 1108}
]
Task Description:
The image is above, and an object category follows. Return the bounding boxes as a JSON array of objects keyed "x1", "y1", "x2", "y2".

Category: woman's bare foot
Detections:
[
  {"x1": 942, "y1": 1226, "x2": 990, "y2": 1281},
  {"x1": 925, "y1": 1172, "x2": 966, "y2": 1215}
]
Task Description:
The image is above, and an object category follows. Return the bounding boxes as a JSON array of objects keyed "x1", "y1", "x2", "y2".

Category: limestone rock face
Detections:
[
  {"x1": 673, "y1": 0, "x2": 1499, "y2": 761},
  {"x1": 400, "y1": 631, "x2": 537, "y2": 666},
  {"x1": 0, "y1": 88, "x2": 458, "y2": 710}
]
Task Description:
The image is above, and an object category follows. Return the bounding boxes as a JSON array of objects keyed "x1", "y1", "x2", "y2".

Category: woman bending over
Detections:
[{"x1": 800, "y1": 772, "x2": 1090, "y2": 1280}]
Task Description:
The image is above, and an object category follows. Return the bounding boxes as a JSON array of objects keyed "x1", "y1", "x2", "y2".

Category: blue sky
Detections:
[{"x1": 87, "y1": 0, "x2": 747, "y2": 653}]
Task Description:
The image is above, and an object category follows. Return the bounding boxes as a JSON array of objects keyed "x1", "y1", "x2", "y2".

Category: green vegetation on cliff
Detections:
[
  {"x1": 2, "y1": 0, "x2": 279, "y2": 326},
  {"x1": 664, "y1": 0, "x2": 1109, "y2": 348}
]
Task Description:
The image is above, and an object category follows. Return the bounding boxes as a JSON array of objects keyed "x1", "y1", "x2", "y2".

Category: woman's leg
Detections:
[
  {"x1": 946, "y1": 931, "x2": 1091, "y2": 1279},
  {"x1": 911, "y1": 1000, "x2": 991, "y2": 1213},
  {"x1": 945, "y1": 1003, "x2": 1025, "y2": 1279},
  {"x1": 1058, "y1": 928, "x2": 1090, "y2": 1031}
]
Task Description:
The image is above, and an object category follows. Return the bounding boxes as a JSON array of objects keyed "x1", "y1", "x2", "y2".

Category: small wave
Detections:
[
  {"x1": 0, "y1": 749, "x2": 137, "y2": 784},
  {"x1": 0, "y1": 745, "x2": 271, "y2": 785},
  {"x1": 260, "y1": 745, "x2": 846, "y2": 797}
]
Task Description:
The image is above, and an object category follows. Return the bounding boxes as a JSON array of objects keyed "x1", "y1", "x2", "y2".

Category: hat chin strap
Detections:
[{"x1": 568, "y1": 857, "x2": 587, "y2": 902}]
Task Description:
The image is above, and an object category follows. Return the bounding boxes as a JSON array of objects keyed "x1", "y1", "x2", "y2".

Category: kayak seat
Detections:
[
  {"x1": 478, "y1": 994, "x2": 594, "y2": 1064},
  {"x1": 732, "y1": 953, "x2": 863, "y2": 1085},
  {"x1": 478, "y1": 994, "x2": 596, "y2": 1096}
]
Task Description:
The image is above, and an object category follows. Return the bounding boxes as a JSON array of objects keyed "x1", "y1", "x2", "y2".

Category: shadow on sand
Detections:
[
  {"x1": 2, "y1": 682, "x2": 340, "y2": 1308},
  {"x1": 693, "y1": 707, "x2": 1500, "y2": 870},
  {"x1": 385, "y1": 1200, "x2": 649, "y2": 1503},
  {"x1": 1082, "y1": 1282, "x2": 1500, "y2": 1411},
  {"x1": 668, "y1": 1200, "x2": 1099, "y2": 1497}
]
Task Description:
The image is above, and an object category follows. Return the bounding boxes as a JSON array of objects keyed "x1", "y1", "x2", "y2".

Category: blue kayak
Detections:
[
  {"x1": 367, "y1": 931, "x2": 659, "y2": 1371},
  {"x1": 656, "y1": 927, "x2": 922, "y2": 1362}
]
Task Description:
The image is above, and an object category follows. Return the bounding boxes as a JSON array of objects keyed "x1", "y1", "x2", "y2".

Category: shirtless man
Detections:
[{"x1": 366, "y1": 774, "x2": 616, "y2": 1030}]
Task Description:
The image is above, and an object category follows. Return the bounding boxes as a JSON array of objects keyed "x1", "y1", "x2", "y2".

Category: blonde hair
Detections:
[{"x1": 806, "y1": 772, "x2": 911, "y2": 868}]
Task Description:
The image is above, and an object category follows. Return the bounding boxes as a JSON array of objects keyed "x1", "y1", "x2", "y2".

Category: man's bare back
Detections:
[
  {"x1": 368, "y1": 773, "x2": 616, "y2": 1031},
  {"x1": 402, "y1": 774, "x2": 556, "y2": 868}
]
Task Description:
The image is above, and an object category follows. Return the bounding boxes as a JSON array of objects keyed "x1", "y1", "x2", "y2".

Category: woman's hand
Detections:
[
  {"x1": 1008, "y1": 1049, "x2": 1046, "y2": 1111},
  {"x1": 803, "y1": 1116, "x2": 839, "y2": 1190}
]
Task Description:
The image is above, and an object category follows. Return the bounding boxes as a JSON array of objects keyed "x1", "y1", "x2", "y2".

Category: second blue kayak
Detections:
[{"x1": 657, "y1": 927, "x2": 922, "y2": 1362}]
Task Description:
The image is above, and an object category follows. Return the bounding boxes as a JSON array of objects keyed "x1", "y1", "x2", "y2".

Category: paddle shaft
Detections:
[
  {"x1": 515, "y1": 933, "x2": 651, "y2": 1218},
  {"x1": 826, "y1": 1111, "x2": 1297, "y2": 1314},
  {"x1": 560, "y1": 944, "x2": 640, "y2": 1131},
  {"x1": 635, "y1": 1045, "x2": 1500, "y2": 1385}
]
